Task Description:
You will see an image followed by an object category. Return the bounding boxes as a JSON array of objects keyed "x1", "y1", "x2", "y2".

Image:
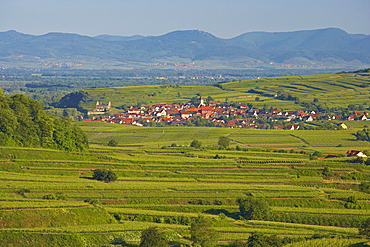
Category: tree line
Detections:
[{"x1": 0, "y1": 89, "x2": 88, "y2": 151}]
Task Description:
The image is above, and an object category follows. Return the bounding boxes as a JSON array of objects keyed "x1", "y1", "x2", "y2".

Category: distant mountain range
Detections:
[{"x1": 0, "y1": 28, "x2": 369, "y2": 69}]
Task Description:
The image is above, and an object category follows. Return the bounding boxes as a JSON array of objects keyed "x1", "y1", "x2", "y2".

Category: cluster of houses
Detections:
[{"x1": 85, "y1": 96, "x2": 369, "y2": 129}]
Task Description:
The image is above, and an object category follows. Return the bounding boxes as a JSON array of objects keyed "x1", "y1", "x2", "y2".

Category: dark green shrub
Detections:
[
  {"x1": 190, "y1": 217, "x2": 218, "y2": 247},
  {"x1": 17, "y1": 188, "x2": 30, "y2": 196},
  {"x1": 92, "y1": 169, "x2": 117, "y2": 182},
  {"x1": 190, "y1": 139, "x2": 202, "y2": 149},
  {"x1": 43, "y1": 192, "x2": 66, "y2": 200},
  {"x1": 139, "y1": 227, "x2": 167, "y2": 247},
  {"x1": 218, "y1": 136, "x2": 230, "y2": 149},
  {"x1": 237, "y1": 197, "x2": 271, "y2": 220},
  {"x1": 107, "y1": 139, "x2": 118, "y2": 147}
]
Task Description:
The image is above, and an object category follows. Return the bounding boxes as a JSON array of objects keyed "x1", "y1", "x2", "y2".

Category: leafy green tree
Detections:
[
  {"x1": 218, "y1": 136, "x2": 231, "y2": 149},
  {"x1": 322, "y1": 166, "x2": 332, "y2": 177},
  {"x1": 360, "y1": 217, "x2": 370, "y2": 236},
  {"x1": 107, "y1": 139, "x2": 118, "y2": 147},
  {"x1": 206, "y1": 96, "x2": 214, "y2": 104},
  {"x1": 139, "y1": 226, "x2": 168, "y2": 247},
  {"x1": 365, "y1": 158, "x2": 370, "y2": 166},
  {"x1": 92, "y1": 169, "x2": 117, "y2": 182},
  {"x1": 355, "y1": 129, "x2": 370, "y2": 141},
  {"x1": 190, "y1": 139, "x2": 202, "y2": 149},
  {"x1": 360, "y1": 182, "x2": 370, "y2": 193},
  {"x1": 247, "y1": 233, "x2": 284, "y2": 247},
  {"x1": 190, "y1": 217, "x2": 218, "y2": 247},
  {"x1": 237, "y1": 197, "x2": 271, "y2": 220},
  {"x1": 53, "y1": 118, "x2": 89, "y2": 151},
  {"x1": 354, "y1": 156, "x2": 365, "y2": 164},
  {"x1": 347, "y1": 196, "x2": 358, "y2": 204}
]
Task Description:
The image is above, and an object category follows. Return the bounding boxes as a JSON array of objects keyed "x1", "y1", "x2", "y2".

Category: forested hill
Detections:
[
  {"x1": 0, "y1": 89, "x2": 88, "y2": 151},
  {"x1": 1, "y1": 28, "x2": 369, "y2": 68}
]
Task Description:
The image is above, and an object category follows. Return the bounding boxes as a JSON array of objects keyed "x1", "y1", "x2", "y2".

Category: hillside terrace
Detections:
[{"x1": 86, "y1": 99, "x2": 369, "y2": 129}]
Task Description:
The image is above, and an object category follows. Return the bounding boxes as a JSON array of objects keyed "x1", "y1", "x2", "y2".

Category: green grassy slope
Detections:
[
  {"x1": 0, "y1": 122, "x2": 370, "y2": 246},
  {"x1": 80, "y1": 72, "x2": 370, "y2": 111},
  {"x1": 222, "y1": 73, "x2": 370, "y2": 108}
]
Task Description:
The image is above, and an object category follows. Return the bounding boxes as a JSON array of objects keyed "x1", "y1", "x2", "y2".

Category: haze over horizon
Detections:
[{"x1": 1, "y1": 0, "x2": 369, "y2": 38}]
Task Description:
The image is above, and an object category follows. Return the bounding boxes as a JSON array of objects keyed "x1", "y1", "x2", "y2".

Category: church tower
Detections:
[{"x1": 197, "y1": 95, "x2": 206, "y2": 107}]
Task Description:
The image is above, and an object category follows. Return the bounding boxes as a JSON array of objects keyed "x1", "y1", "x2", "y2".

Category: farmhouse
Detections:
[{"x1": 346, "y1": 150, "x2": 367, "y2": 157}]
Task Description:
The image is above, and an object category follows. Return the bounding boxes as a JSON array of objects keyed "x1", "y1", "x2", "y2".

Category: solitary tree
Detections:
[
  {"x1": 190, "y1": 139, "x2": 202, "y2": 149},
  {"x1": 92, "y1": 169, "x2": 117, "y2": 182},
  {"x1": 139, "y1": 227, "x2": 167, "y2": 247},
  {"x1": 355, "y1": 129, "x2": 370, "y2": 141},
  {"x1": 237, "y1": 197, "x2": 271, "y2": 220},
  {"x1": 107, "y1": 139, "x2": 118, "y2": 147},
  {"x1": 190, "y1": 217, "x2": 218, "y2": 247},
  {"x1": 218, "y1": 136, "x2": 230, "y2": 149},
  {"x1": 322, "y1": 166, "x2": 332, "y2": 177}
]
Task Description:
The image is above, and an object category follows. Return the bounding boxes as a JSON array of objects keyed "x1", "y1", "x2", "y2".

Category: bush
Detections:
[
  {"x1": 365, "y1": 158, "x2": 370, "y2": 166},
  {"x1": 247, "y1": 233, "x2": 284, "y2": 247},
  {"x1": 43, "y1": 194, "x2": 57, "y2": 200},
  {"x1": 92, "y1": 169, "x2": 117, "y2": 182},
  {"x1": 107, "y1": 139, "x2": 118, "y2": 147},
  {"x1": 43, "y1": 192, "x2": 66, "y2": 200},
  {"x1": 84, "y1": 198, "x2": 100, "y2": 206},
  {"x1": 17, "y1": 188, "x2": 30, "y2": 196}
]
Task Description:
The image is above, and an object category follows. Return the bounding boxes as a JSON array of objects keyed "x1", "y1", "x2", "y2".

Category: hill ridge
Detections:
[{"x1": 0, "y1": 28, "x2": 369, "y2": 67}]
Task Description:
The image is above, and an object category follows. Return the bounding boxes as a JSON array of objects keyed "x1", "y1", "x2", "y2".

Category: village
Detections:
[{"x1": 86, "y1": 96, "x2": 369, "y2": 130}]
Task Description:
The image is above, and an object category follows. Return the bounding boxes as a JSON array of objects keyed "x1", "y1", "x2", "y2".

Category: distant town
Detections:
[{"x1": 85, "y1": 96, "x2": 369, "y2": 130}]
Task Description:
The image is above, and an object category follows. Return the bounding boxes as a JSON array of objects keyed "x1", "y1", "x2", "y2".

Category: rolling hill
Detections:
[{"x1": 54, "y1": 72, "x2": 370, "y2": 112}]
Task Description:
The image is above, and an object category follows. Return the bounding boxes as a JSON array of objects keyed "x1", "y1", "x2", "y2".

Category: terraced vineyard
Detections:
[
  {"x1": 0, "y1": 122, "x2": 370, "y2": 246},
  {"x1": 80, "y1": 72, "x2": 370, "y2": 111}
]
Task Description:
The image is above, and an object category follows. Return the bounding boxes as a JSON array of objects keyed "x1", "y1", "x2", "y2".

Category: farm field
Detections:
[
  {"x1": 1, "y1": 121, "x2": 370, "y2": 246},
  {"x1": 80, "y1": 72, "x2": 370, "y2": 111}
]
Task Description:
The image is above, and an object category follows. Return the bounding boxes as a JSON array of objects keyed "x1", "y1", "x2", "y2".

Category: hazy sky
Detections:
[{"x1": 1, "y1": 0, "x2": 369, "y2": 38}]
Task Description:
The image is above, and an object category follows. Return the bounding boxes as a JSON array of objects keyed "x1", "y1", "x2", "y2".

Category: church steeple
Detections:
[{"x1": 197, "y1": 95, "x2": 206, "y2": 108}]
